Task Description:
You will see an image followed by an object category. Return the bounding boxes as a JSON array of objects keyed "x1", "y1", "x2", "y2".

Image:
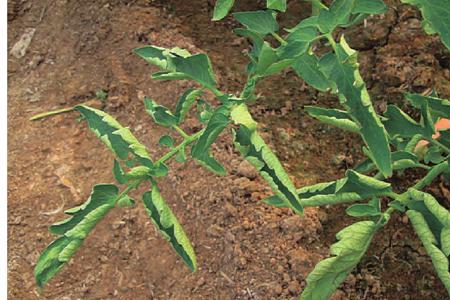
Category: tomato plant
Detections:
[{"x1": 34, "y1": 0, "x2": 450, "y2": 298}]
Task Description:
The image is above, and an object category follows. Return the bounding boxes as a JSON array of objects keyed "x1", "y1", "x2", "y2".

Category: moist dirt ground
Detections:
[{"x1": 7, "y1": 0, "x2": 450, "y2": 299}]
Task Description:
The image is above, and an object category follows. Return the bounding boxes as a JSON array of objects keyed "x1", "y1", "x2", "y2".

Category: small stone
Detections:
[
  {"x1": 236, "y1": 160, "x2": 258, "y2": 180},
  {"x1": 288, "y1": 280, "x2": 300, "y2": 294}
]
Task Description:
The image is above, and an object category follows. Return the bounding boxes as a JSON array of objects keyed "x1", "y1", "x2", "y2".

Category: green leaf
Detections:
[
  {"x1": 125, "y1": 166, "x2": 152, "y2": 180},
  {"x1": 305, "y1": 106, "x2": 360, "y2": 133},
  {"x1": 170, "y1": 54, "x2": 217, "y2": 88},
  {"x1": 400, "y1": 0, "x2": 450, "y2": 50},
  {"x1": 317, "y1": 0, "x2": 355, "y2": 33},
  {"x1": 191, "y1": 106, "x2": 230, "y2": 175},
  {"x1": 262, "y1": 195, "x2": 288, "y2": 207},
  {"x1": 116, "y1": 195, "x2": 136, "y2": 207},
  {"x1": 300, "y1": 170, "x2": 392, "y2": 206},
  {"x1": 75, "y1": 105, "x2": 153, "y2": 168},
  {"x1": 133, "y1": 45, "x2": 168, "y2": 69},
  {"x1": 404, "y1": 92, "x2": 450, "y2": 119},
  {"x1": 360, "y1": 150, "x2": 428, "y2": 174},
  {"x1": 424, "y1": 146, "x2": 446, "y2": 164},
  {"x1": 113, "y1": 160, "x2": 127, "y2": 184},
  {"x1": 382, "y1": 105, "x2": 429, "y2": 138},
  {"x1": 35, "y1": 184, "x2": 119, "y2": 288},
  {"x1": 267, "y1": 0, "x2": 287, "y2": 11},
  {"x1": 134, "y1": 46, "x2": 217, "y2": 87},
  {"x1": 144, "y1": 97, "x2": 178, "y2": 128},
  {"x1": 292, "y1": 53, "x2": 331, "y2": 92},
  {"x1": 255, "y1": 42, "x2": 278, "y2": 75},
  {"x1": 353, "y1": 0, "x2": 387, "y2": 14},
  {"x1": 285, "y1": 16, "x2": 319, "y2": 32},
  {"x1": 233, "y1": 10, "x2": 279, "y2": 35},
  {"x1": 213, "y1": 0, "x2": 235, "y2": 20},
  {"x1": 174, "y1": 88, "x2": 203, "y2": 124},
  {"x1": 159, "y1": 135, "x2": 175, "y2": 148},
  {"x1": 407, "y1": 209, "x2": 450, "y2": 294},
  {"x1": 277, "y1": 27, "x2": 318, "y2": 60},
  {"x1": 318, "y1": 38, "x2": 392, "y2": 177},
  {"x1": 231, "y1": 104, "x2": 303, "y2": 214},
  {"x1": 346, "y1": 202, "x2": 381, "y2": 217},
  {"x1": 142, "y1": 184, "x2": 197, "y2": 271},
  {"x1": 175, "y1": 146, "x2": 187, "y2": 163},
  {"x1": 300, "y1": 221, "x2": 379, "y2": 299}
]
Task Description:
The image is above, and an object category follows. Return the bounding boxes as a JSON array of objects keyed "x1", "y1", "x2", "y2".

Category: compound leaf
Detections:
[
  {"x1": 233, "y1": 10, "x2": 279, "y2": 35},
  {"x1": 142, "y1": 184, "x2": 197, "y2": 271},
  {"x1": 213, "y1": 0, "x2": 235, "y2": 21},
  {"x1": 300, "y1": 221, "x2": 379, "y2": 299},
  {"x1": 318, "y1": 38, "x2": 392, "y2": 177},
  {"x1": 35, "y1": 184, "x2": 118, "y2": 288},
  {"x1": 75, "y1": 105, "x2": 153, "y2": 168}
]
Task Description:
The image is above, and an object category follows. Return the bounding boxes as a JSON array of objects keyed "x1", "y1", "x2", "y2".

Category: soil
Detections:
[{"x1": 7, "y1": 0, "x2": 450, "y2": 299}]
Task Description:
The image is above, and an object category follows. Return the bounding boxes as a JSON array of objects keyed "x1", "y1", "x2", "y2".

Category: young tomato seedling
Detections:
[{"x1": 34, "y1": 0, "x2": 450, "y2": 299}]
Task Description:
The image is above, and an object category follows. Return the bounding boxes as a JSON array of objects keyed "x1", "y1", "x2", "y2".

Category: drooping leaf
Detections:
[
  {"x1": 191, "y1": 106, "x2": 230, "y2": 175},
  {"x1": 400, "y1": 0, "x2": 450, "y2": 50},
  {"x1": 346, "y1": 199, "x2": 381, "y2": 217},
  {"x1": 407, "y1": 209, "x2": 450, "y2": 294},
  {"x1": 213, "y1": 0, "x2": 235, "y2": 21},
  {"x1": 305, "y1": 106, "x2": 360, "y2": 133},
  {"x1": 233, "y1": 10, "x2": 279, "y2": 35},
  {"x1": 35, "y1": 184, "x2": 119, "y2": 288},
  {"x1": 292, "y1": 53, "x2": 331, "y2": 92},
  {"x1": 144, "y1": 97, "x2": 178, "y2": 128},
  {"x1": 174, "y1": 88, "x2": 203, "y2": 124},
  {"x1": 318, "y1": 38, "x2": 392, "y2": 177},
  {"x1": 231, "y1": 104, "x2": 303, "y2": 214},
  {"x1": 299, "y1": 221, "x2": 379, "y2": 299},
  {"x1": 75, "y1": 105, "x2": 153, "y2": 168},
  {"x1": 142, "y1": 184, "x2": 197, "y2": 271},
  {"x1": 267, "y1": 0, "x2": 287, "y2": 11}
]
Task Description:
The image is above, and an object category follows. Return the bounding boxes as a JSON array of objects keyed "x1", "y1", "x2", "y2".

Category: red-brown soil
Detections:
[{"x1": 8, "y1": 0, "x2": 450, "y2": 299}]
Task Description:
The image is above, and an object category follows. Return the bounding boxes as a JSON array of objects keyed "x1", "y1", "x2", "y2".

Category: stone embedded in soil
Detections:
[{"x1": 236, "y1": 160, "x2": 258, "y2": 180}]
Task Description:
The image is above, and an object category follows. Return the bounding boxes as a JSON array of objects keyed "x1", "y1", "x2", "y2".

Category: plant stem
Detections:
[
  {"x1": 428, "y1": 138, "x2": 450, "y2": 154},
  {"x1": 413, "y1": 161, "x2": 449, "y2": 190},
  {"x1": 114, "y1": 180, "x2": 141, "y2": 205},
  {"x1": 173, "y1": 125, "x2": 190, "y2": 139},
  {"x1": 156, "y1": 129, "x2": 205, "y2": 164},
  {"x1": 271, "y1": 32, "x2": 287, "y2": 45},
  {"x1": 325, "y1": 33, "x2": 337, "y2": 51},
  {"x1": 30, "y1": 106, "x2": 75, "y2": 121}
]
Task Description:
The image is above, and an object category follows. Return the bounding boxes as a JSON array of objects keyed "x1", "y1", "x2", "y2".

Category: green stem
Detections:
[
  {"x1": 413, "y1": 161, "x2": 449, "y2": 190},
  {"x1": 325, "y1": 33, "x2": 337, "y2": 51},
  {"x1": 30, "y1": 106, "x2": 75, "y2": 121},
  {"x1": 156, "y1": 129, "x2": 205, "y2": 164},
  {"x1": 173, "y1": 125, "x2": 190, "y2": 139},
  {"x1": 114, "y1": 180, "x2": 141, "y2": 205},
  {"x1": 428, "y1": 138, "x2": 450, "y2": 154},
  {"x1": 271, "y1": 32, "x2": 287, "y2": 45}
]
